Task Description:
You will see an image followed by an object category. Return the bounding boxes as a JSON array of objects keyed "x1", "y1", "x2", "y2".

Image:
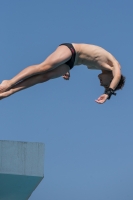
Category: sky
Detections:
[{"x1": 0, "y1": 0, "x2": 133, "y2": 199}]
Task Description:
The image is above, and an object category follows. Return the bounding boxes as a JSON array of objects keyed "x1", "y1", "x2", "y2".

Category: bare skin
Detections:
[
  {"x1": 0, "y1": 65, "x2": 70, "y2": 100},
  {"x1": 0, "y1": 43, "x2": 121, "y2": 103}
]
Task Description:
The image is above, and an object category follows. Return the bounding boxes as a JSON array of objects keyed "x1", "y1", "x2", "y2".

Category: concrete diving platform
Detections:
[{"x1": 0, "y1": 140, "x2": 44, "y2": 200}]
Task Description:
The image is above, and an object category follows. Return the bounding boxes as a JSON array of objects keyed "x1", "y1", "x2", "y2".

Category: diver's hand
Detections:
[
  {"x1": 62, "y1": 72, "x2": 70, "y2": 80},
  {"x1": 95, "y1": 94, "x2": 108, "y2": 104}
]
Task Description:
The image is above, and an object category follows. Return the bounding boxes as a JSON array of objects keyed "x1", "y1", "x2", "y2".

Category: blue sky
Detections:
[{"x1": 0, "y1": 0, "x2": 133, "y2": 199}]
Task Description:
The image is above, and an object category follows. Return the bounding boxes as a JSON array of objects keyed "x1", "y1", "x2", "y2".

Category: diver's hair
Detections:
[{"x1": 115, "y1": 75, "x2": 126, "y2": 91}]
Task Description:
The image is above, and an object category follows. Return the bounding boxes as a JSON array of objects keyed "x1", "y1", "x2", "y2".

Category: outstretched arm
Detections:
[
  {"x1": 95, "y1": 61, "x2": 121, "y2": 104},
  {"x1": 109, "y1": 61, "x2": 121, "y2": 90}
]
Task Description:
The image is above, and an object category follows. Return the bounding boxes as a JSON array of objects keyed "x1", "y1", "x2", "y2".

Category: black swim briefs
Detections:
[{"x1": 59, "y1": 43, "x2": 76, "y2": 69}]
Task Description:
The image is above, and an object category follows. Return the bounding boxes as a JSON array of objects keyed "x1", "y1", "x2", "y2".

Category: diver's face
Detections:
[{"x1": 98, "y1": 72, "x2": 113, "y2": 88}]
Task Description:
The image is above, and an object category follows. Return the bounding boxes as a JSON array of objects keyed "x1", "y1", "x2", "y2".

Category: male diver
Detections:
[{"x1": 0, "y1": 43, "x2": 125, "y2": 103}]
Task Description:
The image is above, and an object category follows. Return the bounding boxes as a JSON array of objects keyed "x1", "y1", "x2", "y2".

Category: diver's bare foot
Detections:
[
  {"x1": 0, "y1": 80, "x2": 12, "y2": 93},
  {"x1": 0, "y1": 90, "x2": 12, "y2": 100}
]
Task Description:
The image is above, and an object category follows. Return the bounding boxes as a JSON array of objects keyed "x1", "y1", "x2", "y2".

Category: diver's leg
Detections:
[
  {"x1": 0, "y1": 45, "x2": 72, "y2": 93},
  {"x1": 0, "y1": 64, "x2": 70, "y2": 100}
]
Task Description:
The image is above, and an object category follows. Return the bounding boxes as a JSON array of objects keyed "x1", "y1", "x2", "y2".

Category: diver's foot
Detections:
[
  {"x1": 0, "y1": 90, "x2": 12, "y2": 100},
  {"x1": 0, "y1": 80, "x2": 11, "y2": 93}
]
